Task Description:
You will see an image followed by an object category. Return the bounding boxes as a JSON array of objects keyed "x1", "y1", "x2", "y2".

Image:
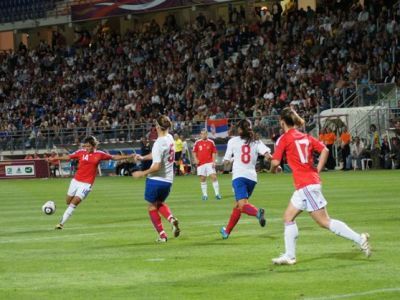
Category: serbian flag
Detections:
[{"x1": 206, "y1": 118, "x2": 228, "y2": 138}]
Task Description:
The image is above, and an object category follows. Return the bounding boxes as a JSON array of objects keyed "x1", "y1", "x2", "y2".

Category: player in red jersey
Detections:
[
  {"x1": 48, "y1": 136, "x2": 135, "y2": 229},
  {"x1": 270, "y1": 108, "x2": 371, "y2": 265},
  {"x1": 192, "y1": 129, "x2": 221, "y2": 200}
]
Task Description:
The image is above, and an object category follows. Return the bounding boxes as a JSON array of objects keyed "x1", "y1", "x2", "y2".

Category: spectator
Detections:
[
  {"x1": 390, "y1": 137, "x2": 400, "y2": 169},
  {"x1": 340, "y1": 126, "x2": 351, "y2": 170},
  {"x1": 369, "y1": 124, "x2": 381, "y2": 169},
  {"x1": 346, "y1": 136, "x2": 365, "y2": 170},
  {"x1": 49, "y1": 151, "x2": 60, "y2": 177}
]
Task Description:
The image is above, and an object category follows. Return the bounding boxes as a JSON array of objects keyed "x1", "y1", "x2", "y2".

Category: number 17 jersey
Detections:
[
  {"x1": 272, "y1": 128, "x2": 326, "y2": 189},
  {"x1": 223, "y1": 136, "x2": 270, "y2": 182}
]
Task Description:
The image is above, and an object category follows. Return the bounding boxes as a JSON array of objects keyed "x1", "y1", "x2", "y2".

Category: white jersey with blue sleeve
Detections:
[
  {"x1": 223, "y1": 136, "x2": 271, "y2": 182},
  {"x1": 148, "y1": 134, "x2": 175, "y2": 183}
]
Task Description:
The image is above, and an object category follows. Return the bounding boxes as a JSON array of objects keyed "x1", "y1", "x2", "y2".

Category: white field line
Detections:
[
  {"x1": 303, "y1": 288, "x2": 400, "y2": 300},
  {"x1": 0, "y1": 218, "x2": 283, "y2": 244},
  {"x1": 0, "y1": 232, "x2": 99, "y2": 244}
]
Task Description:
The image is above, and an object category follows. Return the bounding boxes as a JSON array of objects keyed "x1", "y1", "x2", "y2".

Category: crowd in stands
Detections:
[{"x1": 0, "y1": 0, "x2": 400, "y2": 152}]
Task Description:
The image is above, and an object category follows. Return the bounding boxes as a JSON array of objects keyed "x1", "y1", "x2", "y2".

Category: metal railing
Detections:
[{"x1": 0, "y1": 116, "x2": 282, "y2": 153}]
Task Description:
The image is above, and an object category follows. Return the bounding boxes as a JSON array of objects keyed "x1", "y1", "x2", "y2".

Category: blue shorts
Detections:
[
  {"x1": 232, "y1": 177, "x2": 257, "y2": 201},
  {"x1": 144, "y1": 178, "x2": 172, "y2": 203}
]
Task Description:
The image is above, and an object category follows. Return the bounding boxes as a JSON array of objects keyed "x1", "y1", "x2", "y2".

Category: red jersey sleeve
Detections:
[
  {"x1": 310, "y1": 135, "x2": 326, "y2": 153},
  {"x1": 69, "y1": 150, "x2": 84, "y2": 160},
  {"x1": 211, "y1": 141, "x2": 217, "y2": 153},
  {"x1": 99, "y1": 151, "x2": 113, "y2": 160},
  {"x1": 193, "y1": 141, "x2": 199, "y2": 153},
  {"x1": 272, "y1": 135, "x2": 286, "y2": 161}
]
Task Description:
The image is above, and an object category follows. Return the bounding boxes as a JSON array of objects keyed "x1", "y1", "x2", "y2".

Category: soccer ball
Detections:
[{"x1": 42, "y1": 201, "x2": 56, "y2": 215}]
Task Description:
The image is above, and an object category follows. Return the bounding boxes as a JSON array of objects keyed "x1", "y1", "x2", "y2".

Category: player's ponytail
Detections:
[
  {"x1": 155, "y1": 115, "x2": 172, "y2": 131},
  {"x1": 83, "y1": 136, "x2": 99, "y2": 147},
  {"x1": 280, "y1": 107, "x2": 305, "y2": 127},
  {"x1": 238, "y1": 119, "x2": 254, "y2": 144}
]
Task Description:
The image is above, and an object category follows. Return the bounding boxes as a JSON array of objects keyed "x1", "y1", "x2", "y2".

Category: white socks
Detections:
[
  {"x1": 284, "y1": 222, "x2": 298, "y2": 259},
  {"x1": 329, "y1": 219, "x2": 361, "y2": 244},
  {"x1": 212, "y1": 181, "x2": 220, "y2": 196},
  {"x1": 60, "y1": 204, "x2": 76, "y2": 225},
  {"x1": 201, "y1": 182, "x2": 207, "y2": 196}
]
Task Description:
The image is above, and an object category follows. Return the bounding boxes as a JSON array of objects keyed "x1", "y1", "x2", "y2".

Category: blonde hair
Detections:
[{"x1": 280, "y1": 107, "x2": 305, "y2": 127}]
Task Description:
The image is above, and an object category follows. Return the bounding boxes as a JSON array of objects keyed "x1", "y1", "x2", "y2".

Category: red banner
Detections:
[{"x1": 71, "y1": 0, "x2": 232, "y2": 21}]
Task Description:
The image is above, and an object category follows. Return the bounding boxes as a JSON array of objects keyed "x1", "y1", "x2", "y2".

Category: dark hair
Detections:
[
  {"x1": 83, "y1": 136, "x2": 99, "y2": 147},
  {"x1": 155, "y1": 115, "x2": 172, "y2": 131},
  {"x1": 238, "y1": 119, "x2": 254, "y2": 144},
  {"x1": 280, "y1": 107, "x2": 305, "y2": 127}
]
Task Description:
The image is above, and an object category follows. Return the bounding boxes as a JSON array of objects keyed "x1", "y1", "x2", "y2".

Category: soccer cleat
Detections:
[
  {"x1": 156, "y1": 236, "x2": 168, "y2": 243},
  {"x1": 220, "y1": 227, "x2": 229, "y2": 239},
  {"x1": 202, "y1": 195, "x2": 208, "y2": 201},
  {"x1": 55, "y1": 223, "x2": 64, "y2": 230},
  {"x1": 257, "y1": 208, "x2": 266, "y2": 227},
  {"x1": 171, "y1": 217, "x2": 180, "y2": 238},
  {"x1": 360, "y1": 233, "x2": 371, "y2": 257},
  {"x1": 215, "y1": 194, "x2": 222, "y2": 200},
  {"x1": 272, "y1": 254, "x2": 297, "y2": 265}
]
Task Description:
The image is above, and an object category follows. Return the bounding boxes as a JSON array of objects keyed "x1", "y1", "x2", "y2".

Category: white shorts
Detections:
[
  {"x1": 290, "y1": 184, "x2": 327, "y2": 212},
  {"x1": 67, "y1": 178, "x2": 92, "y2": 201},
  {"x1": 197, "y1": 163, "x2": 216, "y2": 177}
]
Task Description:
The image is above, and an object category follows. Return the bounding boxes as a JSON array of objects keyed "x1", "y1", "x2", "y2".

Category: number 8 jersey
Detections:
[
  {"x1": 223, "y1": 136, "x2": 271, "y2": 182},
  {"x1": 148, "y1": 134, "x2": 175, "y2": 183},
  {"x1": 272, "y1": 128, "x2": 326, "y2": 189}
]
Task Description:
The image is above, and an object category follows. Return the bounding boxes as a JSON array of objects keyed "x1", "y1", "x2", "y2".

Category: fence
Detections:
[{"x1": 0, "y1": 116, "x2": 282, "y2": 152}]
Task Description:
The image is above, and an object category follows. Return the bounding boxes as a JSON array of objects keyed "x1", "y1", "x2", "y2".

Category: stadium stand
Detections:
[{"x1": 0, "y1": 0, "x2": 399, "y2": 161}]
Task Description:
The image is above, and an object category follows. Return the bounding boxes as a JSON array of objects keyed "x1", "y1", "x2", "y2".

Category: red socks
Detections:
[
  {"x1": 226, "y1": 208, "x2": 241, "y2": 234},
  {"x1": 149, "y1": 210, "x2": 164, "y2": 235},
  {"x1": 158, "y1": 203, "x2": 173, "y2": 221},
  {"x1": 242, "y1": 203, "x2": 258, "y2": 216}
]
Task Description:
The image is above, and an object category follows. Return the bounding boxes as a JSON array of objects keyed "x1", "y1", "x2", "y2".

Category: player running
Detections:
[
  {"x1": 220, "y1": 119, "x2": 271, "y2": 239},
  {"x1": 192, "y1": 129, "x2": 221, "y2": 201},
  {"x1": 48, "y1": 136, "x2": 135, "y2": 229},
  {"x1": 132, "y1": 115, "x2": 180, "y2": 242},
  {"x1": 270, "y1": 107, "x2": 371, "y2": 265}
]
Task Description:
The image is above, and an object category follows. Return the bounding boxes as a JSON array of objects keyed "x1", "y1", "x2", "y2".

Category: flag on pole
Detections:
[{"x1": 206, "y1": 118, "x2": 228, "y2": 138}]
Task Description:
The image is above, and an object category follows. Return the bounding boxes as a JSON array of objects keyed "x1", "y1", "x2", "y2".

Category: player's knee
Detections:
[{"x1": 316, "y1": 218, "x2": 330, "y2": 229}]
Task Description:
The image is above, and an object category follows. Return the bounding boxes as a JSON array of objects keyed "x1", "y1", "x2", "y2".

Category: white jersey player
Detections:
[
  {"x1": 133, "y1": 115, "x2": 180, "y2": 243},
  {"x1": 220, "y1": 119, "x2": 271, "y2": 239}
]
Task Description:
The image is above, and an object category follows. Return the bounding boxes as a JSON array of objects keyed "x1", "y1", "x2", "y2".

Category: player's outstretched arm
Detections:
[
  {"x1": 132, "y1": 162, "x2": 161, "y2": 178},
  {"x1": 270, "y1": 159, "x2": 282, "y2": 173},
  {"x1": 48, "y1": 155, "x2": 70, "y2": 162},
  {"x1": 264, "y1": 152, "x2": 273, "y2": 161},
  {"x1": 111, "y1": 154, "x2": 137, "y2": 162},
  {"x1": 135, "y1": 153, "x2": 153, "y2": 161}
]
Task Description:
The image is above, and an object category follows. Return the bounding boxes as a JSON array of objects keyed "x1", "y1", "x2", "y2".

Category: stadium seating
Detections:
[
  {"x1": 0, "y1": 0, "x2": 58, "y2": 23},
  {"x1": 0, "y1": 0, "x2": 399, "y2": 154}
]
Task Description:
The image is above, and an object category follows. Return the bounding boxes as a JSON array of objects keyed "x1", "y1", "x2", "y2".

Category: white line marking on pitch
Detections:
[
  {"x1": 303, "y1": 288, "x2": 400, "y2": 300},
  {"x1": 145, "y1": 258, "x2": 165, "y2": 262}
]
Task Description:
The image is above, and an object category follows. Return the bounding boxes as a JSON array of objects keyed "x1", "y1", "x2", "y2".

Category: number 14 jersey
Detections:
[
  {"x1": 223, "y1": 136, "x2": 270, "y2": 182},
  {"x1": 272, "y1": 128, "x2": 326, "y2": 190}
]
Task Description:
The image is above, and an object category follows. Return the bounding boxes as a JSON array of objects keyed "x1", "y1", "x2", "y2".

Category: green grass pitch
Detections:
[{"x1": 0, "y1": 171, "x2": 399, "y2": 300}]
